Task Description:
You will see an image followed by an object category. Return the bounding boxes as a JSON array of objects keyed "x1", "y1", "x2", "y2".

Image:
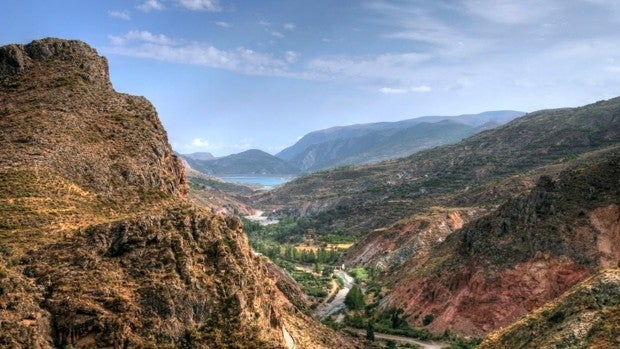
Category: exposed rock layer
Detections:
[
  {"x1": 479, "y1": 268, "x2": 620, "y2": 348},
  {"x1": 382, "y1": 155, "x2": 620, "y2": 336}
]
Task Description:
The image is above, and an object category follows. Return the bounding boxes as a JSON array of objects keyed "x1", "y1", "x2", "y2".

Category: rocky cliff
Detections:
[
  {"x1": 0, "y1": 38, "x2": 356, "y2": 348},
  {"x1": 0, "y1": 38, "x2": 187, "y2": 204}
]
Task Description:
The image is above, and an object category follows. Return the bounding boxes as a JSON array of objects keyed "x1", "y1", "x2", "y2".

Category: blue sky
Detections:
[{"x1": 2, "y1": 1, "x2": 619, "y2": 156}]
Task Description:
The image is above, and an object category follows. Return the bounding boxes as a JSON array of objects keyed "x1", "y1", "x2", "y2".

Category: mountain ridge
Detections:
[
  {"x1": 276, "y1": 110, "x2": 524, "y2": 171},
  {"x1": 380, "y1": 155, "x2": 619, "y2": 336},
  {"x1": 182, "y1": 148, "x2": 300, "y2": 176},
  {"x1": 0, "y1": 38, "x2": 356, "y2": 348}
]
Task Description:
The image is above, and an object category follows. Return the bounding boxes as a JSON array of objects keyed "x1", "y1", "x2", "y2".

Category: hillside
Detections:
[
  {"x1": 277, "y1": 111, "x2": 523, "y2": 171},
  {"x1": 180, "y1": 157, "x2": 256, "y2": 216},
  {"x1": 0, "y1": 38, "x2": 356, "y2": 348},
  {"x1": 182, "y1": 151, "x2": 216, "y2": 161},
  {"x1": 478, "y1": 268, "x2": 620, "y2": 349},
  {"x1": 380, "y1": 154, "x2": 619, "y2": 336},
  {"x1": 286, "y1": 120, "x2": 479, "y2": 172},
  {"x1": 183, "y1": 149, "x2": 300, "y2": 176},
  {"x1": 256, "y1": 97, "x2": 620, "y2": 238}
]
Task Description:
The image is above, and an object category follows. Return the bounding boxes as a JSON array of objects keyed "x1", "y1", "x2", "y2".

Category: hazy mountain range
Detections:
[
  {"x1": 181, "y1": 110, "x2": 524, "y2": 176},
  {"x1": 276, "y1": 110, "x2": 524, "y2": 172}
]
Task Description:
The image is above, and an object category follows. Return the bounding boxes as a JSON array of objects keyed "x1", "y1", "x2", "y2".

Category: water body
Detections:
[{"x1": 219, "y1": 176, "x2": 293, "y2": 190}]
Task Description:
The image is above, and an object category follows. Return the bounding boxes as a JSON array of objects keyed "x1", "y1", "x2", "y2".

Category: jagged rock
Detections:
[
  {"x1": 1, "y1": 38, "x2": 111, "y2": 87},
  {"x1": 0, "y1": 38, "x2": 188, "y2": 204}
]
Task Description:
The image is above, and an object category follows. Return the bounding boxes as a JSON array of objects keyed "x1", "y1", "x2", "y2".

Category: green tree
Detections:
[
  {"x1": 366, "y1": 320, "x2": 375, "y2": 341},
  {"x1": 390, "y1": 307, "x2": 405, "y2": 329},
  {"x1": 314, "y1": 262, "x2": 322, "y2": 274},
  {"x1": 423, "y1": 313, "x2": 435, "y2": 326},
  {"x1": 344, "y1": 285, "x2": 365, "y2": 310}
]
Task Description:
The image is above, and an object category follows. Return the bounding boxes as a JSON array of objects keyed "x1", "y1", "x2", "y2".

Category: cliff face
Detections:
[
  {"x1": 381, "y1": 155, "x2": 620, "y2": 337},
  {"x1": 0, "y1": 38, "x2": 355, "y2": 348},
  {"x1": 1, "y1": 207, "x2": 285, "y2": 347},
  {"x1": 0, "y1": 38, "x2": 187, "y2": 203}
]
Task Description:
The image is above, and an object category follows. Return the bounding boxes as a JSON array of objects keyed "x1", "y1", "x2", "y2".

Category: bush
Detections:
[
  {"x1": 349, "y1": 267, "x2": 370, "y2": 283},
  {"x1": 423, "y1": 313, "x2": 435, "y2": 326}
]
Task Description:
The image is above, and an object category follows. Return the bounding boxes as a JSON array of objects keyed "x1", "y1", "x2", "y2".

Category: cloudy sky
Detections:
[{"x1": 2, "y1": 1, "x2": 619, "y2": 156}]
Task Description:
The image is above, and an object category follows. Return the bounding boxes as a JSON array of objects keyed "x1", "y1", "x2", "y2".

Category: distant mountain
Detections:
[
  {"x1": 276, "y1": 110, "x2": 524, "y2": 171},
  {"x1": 182, "y1": 149, "x2": 300, "y2": 175},
  {"x1": 182, "y1": 151, "x2": 216, "y2": 161}
]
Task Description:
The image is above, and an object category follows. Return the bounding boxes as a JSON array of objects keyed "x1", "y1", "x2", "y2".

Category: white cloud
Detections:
[
  {"x1": 465, "y1": 0, "x2": 558, "y2": 25},
  {"x1": 108, "y1": 10, "x2": 130, "y2": 20},
  {"x1": 379, "y1": 87, "x2": 408, "y2": 94},
  {"x1": 107, "y1": 30, "x2": 299, "y2": 77},
  {"x1": 606, "y1": 65, "x2": 620, "y2": 73},
  {"x1": 109, "y1": 30, "x2": 175, "y2": 46},
  {"x1": 191, "y1": 138, "x2": 211, "y2": 148},
  {"x1": 379, "y1": 85, "x2": 431, "y2": 94},
  {"x1": 271, "y1": 31, "x2": 284, "y2": 38},
  {"x1": 178, "y1": 0, "x2": 220, "y2": 11},
  {"x1": 284, "y1": 51, "x2": 300, "y2": 63},
  {"x1": 185, "y1": 138, "x2": 254, "y2": 153},
  {"x1": 411, "y1": 85, "x2": 432, "y2": 93},
  {"x1": 215, "y1": 21, "x2": 232, "y2": 28},
  {"x1": 137, "y1": 0, "x2": 164, "y2": 12},
  {"x1": 283, "y1": 23, "x2": 296, "y2": 31},
  {"x1": 308, "y1": 52, "x2": 430, "y2": 82}
]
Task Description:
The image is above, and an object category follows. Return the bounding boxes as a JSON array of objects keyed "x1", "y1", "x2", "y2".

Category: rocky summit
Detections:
[{"x1": 0, "y1": 38, "x2": 356, "y2": 348}]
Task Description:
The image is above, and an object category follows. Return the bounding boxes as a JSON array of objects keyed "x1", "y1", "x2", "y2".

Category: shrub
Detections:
[{"x1": 423, "y1": 313, "x2": 435, "y2": 326}]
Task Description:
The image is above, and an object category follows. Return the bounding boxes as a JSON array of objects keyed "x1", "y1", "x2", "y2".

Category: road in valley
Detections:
[{"x1": 347, "y1": 328, "x2": 447, "y2": 349}]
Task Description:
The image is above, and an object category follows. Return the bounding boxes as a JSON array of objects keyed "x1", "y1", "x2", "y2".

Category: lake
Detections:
[{"x1": 219, "y1": 176, "x2": 294, "y2": 190}]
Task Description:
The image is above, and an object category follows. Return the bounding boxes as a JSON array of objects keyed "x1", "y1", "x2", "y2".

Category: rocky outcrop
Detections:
[
  {"x1": 1, "y1": 207, "x2": 281, "y2": 347},
  {"x1": 344, "y1": 207, "x2": 485, "y2": 270},
  {"x1": 0, "y1": 38, "x2": 357, "y2": 348},
  {"x1": 0, "y1": 38, "x2": 187, "y2": 204},
  {"x1": 0, "y1": 38, "x2": 111, "y2": 87}
]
